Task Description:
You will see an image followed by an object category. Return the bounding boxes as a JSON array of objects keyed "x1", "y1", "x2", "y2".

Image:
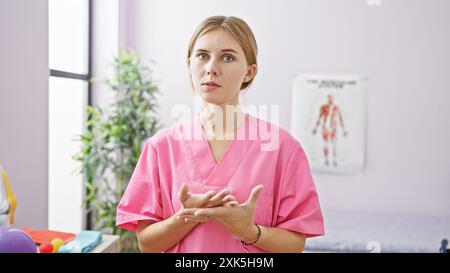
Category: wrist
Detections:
[{"x1": 240, "y1": 224, "x2": 260, "y2": 244}]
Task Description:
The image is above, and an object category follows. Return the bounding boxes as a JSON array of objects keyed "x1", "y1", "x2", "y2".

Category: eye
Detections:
[
  {"x1": 196, "y1": 53, "x2": 209, "y2": 61},
  {"x1": 223, "y1": 55, "x2": 234, "y2": 63}
]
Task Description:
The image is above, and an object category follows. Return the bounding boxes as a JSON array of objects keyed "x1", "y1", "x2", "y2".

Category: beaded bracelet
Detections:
[{"x1": 241, "y1": 224, "x2": 261, "y2": 249}]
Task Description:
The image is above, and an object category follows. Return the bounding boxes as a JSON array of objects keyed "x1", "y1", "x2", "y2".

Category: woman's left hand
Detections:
[{"x1": 176, "y1": 185, "x2": 264, "y2": 241}]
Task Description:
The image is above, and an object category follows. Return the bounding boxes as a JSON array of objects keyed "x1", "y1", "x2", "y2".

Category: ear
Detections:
[{"x1": 244, "y1": 64, "x2": 257, "y2": 83}]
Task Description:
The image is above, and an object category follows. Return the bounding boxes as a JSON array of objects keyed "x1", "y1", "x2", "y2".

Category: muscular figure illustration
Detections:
[{"x1": 312, "y1": 94, "x2": 348, "y2": 167}]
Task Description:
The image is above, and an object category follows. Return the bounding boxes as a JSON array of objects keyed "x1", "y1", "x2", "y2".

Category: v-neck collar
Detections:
[{"x1": 188, "y1": 113, "x2": 250, "y2": 186}]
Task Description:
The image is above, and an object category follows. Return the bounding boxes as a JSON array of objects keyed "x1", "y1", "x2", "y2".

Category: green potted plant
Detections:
[{"x1": 74, "y1": 49, "x2": 161, "y2": 252}]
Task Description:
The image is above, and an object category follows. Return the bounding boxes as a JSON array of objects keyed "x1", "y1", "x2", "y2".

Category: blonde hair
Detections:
[{"x1": 187, "y1": 15, "x2": 258, "y2": 91}]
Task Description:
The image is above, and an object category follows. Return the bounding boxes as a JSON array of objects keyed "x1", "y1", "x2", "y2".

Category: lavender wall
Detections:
[
  {"x1": 0, "y1": 0, "x2": 49, "y2": 228},
  {"x1": 120, "y1": 0, "x2": 450, "y2": 217}
]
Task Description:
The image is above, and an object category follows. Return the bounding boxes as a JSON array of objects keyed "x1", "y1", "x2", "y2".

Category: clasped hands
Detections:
[{"x1": 176, "y1": 182, "x2": 264, "y2": 242}]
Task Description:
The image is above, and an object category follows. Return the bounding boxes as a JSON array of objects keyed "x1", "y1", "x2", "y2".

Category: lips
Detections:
[{"x1": 202, "y1": 81, "x2": 221, "y2": 87}]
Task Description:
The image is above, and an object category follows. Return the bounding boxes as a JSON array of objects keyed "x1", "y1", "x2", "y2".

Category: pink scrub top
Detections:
[{"x1": 116, "y1": 114, "x2": 325, "y2": 252}]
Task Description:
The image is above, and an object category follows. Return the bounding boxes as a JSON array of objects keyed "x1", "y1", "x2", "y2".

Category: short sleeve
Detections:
[
  {"x1": 276, "y1": 143, "x2": 325, "y2": 238},
  {"x1": 116, "y1": 138, "x2": 163, "y2": 232}
]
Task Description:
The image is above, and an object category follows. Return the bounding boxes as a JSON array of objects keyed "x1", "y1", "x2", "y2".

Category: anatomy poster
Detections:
[{"x1": 291, "y1": 74, "x2": 367, "y2": 175}]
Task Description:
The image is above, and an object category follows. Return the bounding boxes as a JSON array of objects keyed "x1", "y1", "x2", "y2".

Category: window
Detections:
[{"x1": 48, "y1": 0, "x2": 91, "y2": 233}]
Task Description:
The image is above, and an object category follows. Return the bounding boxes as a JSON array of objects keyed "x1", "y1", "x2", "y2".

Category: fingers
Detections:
[
  {"x1": 224, "y1": 200, "x2": 239, "y2": 207},
  {"x1": 198, "y1": 190, "x2": 216, "y2": 206},
  {"x1": 178, "y1": 183, "x2": 189, "y2": 202},
  {"x1": 207, "y1": 189, "x2": 230, "y2": 206},
  {"x1": 221, "y1": 195, "x2": 236, "y2": 204},
  {"x1": 177, "y1": 208, "x2": 213, "y2": 223},
  {"x1": 179, "y1": 185, "x2": 238, "y2": 209},
  {"x1": 203, "y1": 189, "x2": 236, "y2": 208},
  {"x1": 178, "y1": 215, "x2": 212, "y2": 223},
  {"x1": 194, "y1": 208, "x2": 220, "y2": 218},
  {"x1": 245, "y1": 184, "x2": 264, "y2": 206},
  {"x1": 177, "y1": 208, "x2": 198, "y2": 217},
  {"x1": 208, "y1": 192, "x2": 237, "y2": 208}
]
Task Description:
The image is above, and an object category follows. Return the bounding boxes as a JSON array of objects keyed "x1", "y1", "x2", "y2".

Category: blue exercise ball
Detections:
[{"x1": 0, "y1": 227, "x2": 37, "y2": 253}]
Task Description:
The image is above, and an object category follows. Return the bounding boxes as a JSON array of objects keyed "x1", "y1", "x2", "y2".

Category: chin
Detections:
[{"x1": 199, "y1": 93, "x2": 227, "y2": 105}]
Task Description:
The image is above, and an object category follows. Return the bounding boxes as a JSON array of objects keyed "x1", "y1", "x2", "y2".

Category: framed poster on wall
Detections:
[{"x1": 291, "y1": 74, "x2": 367, "y2": 175}]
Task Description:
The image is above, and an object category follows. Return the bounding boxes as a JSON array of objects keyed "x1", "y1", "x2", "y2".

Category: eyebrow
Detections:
[{"x1": 195, "y1": 48, "x2": 239, "y2": 54}]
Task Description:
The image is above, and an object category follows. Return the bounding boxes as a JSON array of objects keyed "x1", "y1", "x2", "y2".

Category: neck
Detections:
[{"x1": 200, "y1": 101, "x2": 246, "y2": 141}]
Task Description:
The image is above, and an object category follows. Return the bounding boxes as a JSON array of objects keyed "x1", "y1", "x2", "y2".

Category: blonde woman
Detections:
[{"x1": 116, "y1": 15, "x2": 324, "y2": 253}]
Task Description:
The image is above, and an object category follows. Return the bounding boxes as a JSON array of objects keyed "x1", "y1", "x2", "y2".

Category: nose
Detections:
[{"x1": 205, "y1": 58, "x2": 219, "y2": 77}]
